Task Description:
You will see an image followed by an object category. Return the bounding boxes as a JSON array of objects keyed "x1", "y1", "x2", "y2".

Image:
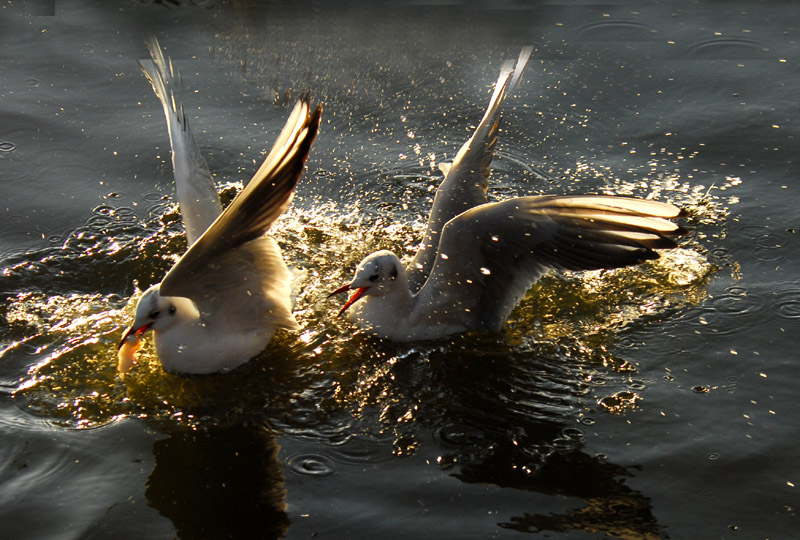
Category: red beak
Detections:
[
  {"x1": 329, "y1": 285, "x2": 370, "y2": 317},
  {"x1": 118, "y1": 324, "x2": 151, "y2": 350}
]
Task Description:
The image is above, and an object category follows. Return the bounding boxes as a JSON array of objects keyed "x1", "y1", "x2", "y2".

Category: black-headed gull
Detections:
[
  {"x1": 118, "y1": 38, "x2": 322, "y2": 374},
  {"x1": 330, "y1": 48, "x2": 687, "y2": 342}
]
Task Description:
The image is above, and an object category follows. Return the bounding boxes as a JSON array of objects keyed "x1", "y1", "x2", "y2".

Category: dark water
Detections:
[{"x1": 1, "y1": 1, "x2": 798, "y2": 538}]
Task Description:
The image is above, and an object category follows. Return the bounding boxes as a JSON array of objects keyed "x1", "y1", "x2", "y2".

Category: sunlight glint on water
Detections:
[{"x1": 1, "y1": 165, "x2": 727, "y2": 435}]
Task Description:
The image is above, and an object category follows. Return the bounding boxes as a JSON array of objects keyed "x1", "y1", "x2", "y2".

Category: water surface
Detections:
[{"x1": 1, "y1": 1, "x2": 798, "y2": 538}]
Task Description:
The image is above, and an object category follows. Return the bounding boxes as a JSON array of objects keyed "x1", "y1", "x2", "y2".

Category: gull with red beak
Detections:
[
  {"x1": 118, "y1": 38, "x2": 321, "y2": 374},
  {"x1": 330, "y1": 47, "x2": 687, "y2": 342}
]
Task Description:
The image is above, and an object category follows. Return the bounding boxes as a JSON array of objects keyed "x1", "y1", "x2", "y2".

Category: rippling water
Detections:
[{"x1": 1, "y1": 1, "x2": 798, "y2": 539}]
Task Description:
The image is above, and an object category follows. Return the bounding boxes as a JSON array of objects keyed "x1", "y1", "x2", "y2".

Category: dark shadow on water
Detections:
[
  {"x1": 458, "y1": 441, "x2": 663, "y2": 539},
  {"x1": 146, "y1": 421, "x2": 289, "y2": 540},
  {"x1": 335, "y1": 335, "x2": 667, "y2": 539}
]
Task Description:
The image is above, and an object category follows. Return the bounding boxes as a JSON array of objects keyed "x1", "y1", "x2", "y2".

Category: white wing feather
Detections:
[{"x1": 139, "y1": 36, "x2": 222, "y2": 245}]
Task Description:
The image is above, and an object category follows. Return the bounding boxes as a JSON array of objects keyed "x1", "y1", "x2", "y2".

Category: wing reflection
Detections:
[
  {"x1": 457, "y1": 438, "x2": 663, "y2": 539},
  {"x1": 338, "y1": 337, "x2": 666, "y2": 539},
  {"x1": 440, "y1": 354, "x2": 664, "y2": 539}
]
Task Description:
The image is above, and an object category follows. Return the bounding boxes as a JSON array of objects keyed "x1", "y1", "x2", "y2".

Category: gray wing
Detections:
[
  {"x1": 407, "y1": 46, "x2": 533, "y2": 292},
  {"x1": 159, "y1": 99, "x2": 322, "y2": 298},
  {"x1": 416, "y1": 195, "x2": 687, "y2": 332},
  {"x1": 139, "y1": 36, "x2": 222, "y2": 245},
  {"x1": 172, "y1": 236, "x2": 300, "y2": 334}
]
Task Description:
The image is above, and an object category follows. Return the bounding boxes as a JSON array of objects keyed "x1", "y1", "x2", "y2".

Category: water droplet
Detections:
[
  {"x1": 436, "y1": 453, "x2": 460, "y2": 470},
  {"x1": 480, "y1": 267, "x2": 491, "y2": 275},
  {"x1": 598, "y1": 391, "x2": 640, "y2": 414}
]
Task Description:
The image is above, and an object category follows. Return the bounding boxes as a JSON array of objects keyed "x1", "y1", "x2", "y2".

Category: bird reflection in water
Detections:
[
  {"x1": 459, "y1": 434, "x2": 664, "y2": 539},
  {"x1": 146, "y1": 421, "x2": 289, "y2": 540},
  {"x1": 334, "y1": 337, "x2": 666, "y2": 539}
]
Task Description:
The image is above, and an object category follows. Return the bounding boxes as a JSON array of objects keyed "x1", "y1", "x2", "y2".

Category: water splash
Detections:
[{"x1": 1, "y1": 150, "x2": 730, "y2": 442}]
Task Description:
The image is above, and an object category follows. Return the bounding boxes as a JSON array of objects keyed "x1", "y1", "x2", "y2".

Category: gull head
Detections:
[
  {"x1": 329, "y1": 250, "x2": 402, "y2": 316},
  {"x1": 117, "y1": 284, "x2": 197, "y2": 375}
]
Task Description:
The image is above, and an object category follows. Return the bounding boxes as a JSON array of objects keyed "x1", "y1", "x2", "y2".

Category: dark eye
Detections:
[
  {"x1": 168, "y1": 305, "x2": 176, "y2": 315},
  {"x1": 149, "y1": 310, "x2": 161, "y2": 319},
  {"x1": 368, "y1": 274, "x2": 380, "y2": 282}
]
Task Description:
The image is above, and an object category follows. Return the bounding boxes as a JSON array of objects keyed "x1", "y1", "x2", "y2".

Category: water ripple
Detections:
[
  {"x1": 737, "y1": 225, "x2": 791, "y2": 263},
  {"x1": 0, "y1": 402, "x2": 54, "y2": 432},
  {"x1": 655, "y1": 283, "x2": 767, "y2": 341},
  {"x1": 645, "y1": 330, "x2": 711, "y2": 359},
  {"x1": 0, "y1": 140, "x2": 16, "y2": 153},
  {"x1": 683, "y1": 37, "x2": 771, "y2": 59},
  {"x1": 434, "y1": 422, "x2": 487, "y2": 448},
  {"x1": 326, "y1": 436, "x2": 393, "y2": 465},
  {"x1": 771, "y1": 282, "x2": 800, "y2": 321},
  {"x1": 578, "y1": 19, "x2": 658, "y2": 41},
  {"x1": 285, "y1": 453, "x2": 336, "y2": 477},
  {"x1": 2, "y1": 156, "x2": 41, "y2": 191}
]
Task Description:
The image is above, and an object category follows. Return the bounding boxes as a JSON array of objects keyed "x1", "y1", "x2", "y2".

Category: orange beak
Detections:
[
  {"x1": 329, "y1": 285, "x2": 370, "y2": 317},
  {"x1": 118, "y1": 323, "x2": 151, "y2": 350}
]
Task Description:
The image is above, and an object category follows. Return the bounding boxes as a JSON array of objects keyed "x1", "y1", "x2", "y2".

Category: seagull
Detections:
[
  {"x1": 118, "y1": 37, "x2": 322, "y2": 375},
  {"x1": 329, "y1": 47, "x2": 687, "y2": 342}
]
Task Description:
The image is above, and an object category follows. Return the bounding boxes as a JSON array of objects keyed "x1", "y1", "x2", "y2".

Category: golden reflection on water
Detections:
[{"x1": 3, "y1": 169, "x2": 726, "y2": 431}]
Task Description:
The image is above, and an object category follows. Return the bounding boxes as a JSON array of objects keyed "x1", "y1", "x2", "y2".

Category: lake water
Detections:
[{"x1": 1, "y1": 1, "x2": 798, "y2": 539}]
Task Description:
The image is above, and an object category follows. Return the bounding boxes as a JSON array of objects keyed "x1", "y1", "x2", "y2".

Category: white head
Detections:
[
  {"x1": 132, "y1": 285, "x2": 196, "y2": 333},
  {"x1": 329, "y1": 250, "x2": 403, "y2": 315},
  {"x1": 117, "y1": 285, "x2": 199, "y2": 369}
]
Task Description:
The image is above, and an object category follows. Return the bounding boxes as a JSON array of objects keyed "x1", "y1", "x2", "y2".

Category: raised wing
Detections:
[
  {"x1": 139, "y1": 36, "x2": 222, "y2": 245},
  {"x1": 407, "y1": 47, "x2": 533, "y2": 292},
  {"x1": 159, "y1": 99, "x2": 322, "y2": 298},
  {"x1": 416, "y1": 195, "x2": 687, "y2": 332}
]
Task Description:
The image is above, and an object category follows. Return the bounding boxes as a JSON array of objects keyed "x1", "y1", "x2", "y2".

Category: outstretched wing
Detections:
[
  {"x1": 139, "y1": 36, "x2": 222, "y2": 245},
  {"x1": 416, "y1": 195, "x2": 687, "y2": 331},
  {"x1": 407, "y1": 47, "x2": 533, "y2": 292},
  {"x1": 159, "y1": 99, "x2": 322, "y2": 298}
]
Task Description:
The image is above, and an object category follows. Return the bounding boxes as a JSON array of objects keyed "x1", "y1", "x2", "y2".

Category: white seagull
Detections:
[
  {"x1": 329, "y1": 47, "x2": 687, "y2": 342},
  {"x1": 118, "y1": 38, "x2": 322, "y2": 374}
]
